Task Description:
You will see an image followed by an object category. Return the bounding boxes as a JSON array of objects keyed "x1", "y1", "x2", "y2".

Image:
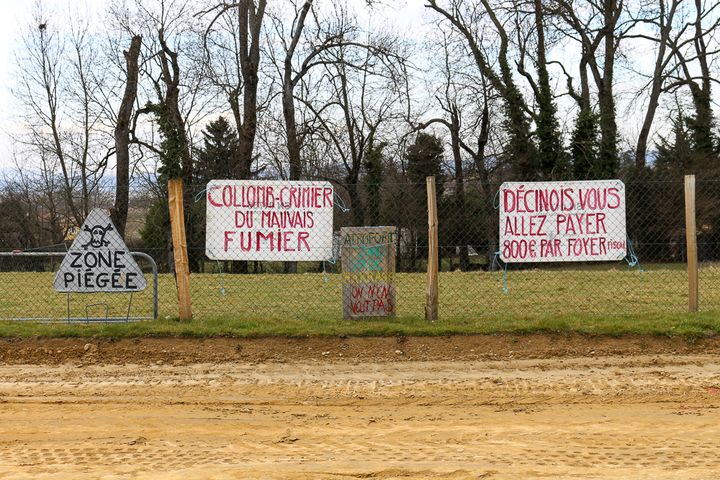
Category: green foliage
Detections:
[
  {"x1": 141, "y1": 117, "x2": 240, "y2": 275},
  {"x1": 536, "y1": 79, "x2": 568, "y2": 179},
  {"x1": 140, "y1": 196, "x2": 205, "y2": 273},
  {"x1": 503, "y1": 84, "x2": 538, "y2": 180},
  {"x1": 194, "y1": 116, "x2": 239, "y2": 183},
  {"x1": 146, "y1": 102, "x2": 185, "y2": 181},
  {"x1": 655, "y1": 115, "x2": 694, "y2": 174},
  {"x1": 654, "y1": 109, "x2": 720, "y2": 176},
  {"x1": 400, "y1": 133, "x2": 446, "y2": 269},
  {"x1": 139, "y1": 198, "x2": 171, "y2": 271},
  {"x1": 406, "y1": 132, "x2": 445, "y2": 191},
  {"x1": 686, "y1": 92, "x2": 716, "y2": 157},
  {"x1": 571, "y1": 108, "x2": 601, "y2": 179},
  {"x1": 363, "y1": 141, "x2": 385, "y2": 225},
  {"x1": 598, "y1": 107, "x2": 620, "y2": 178}
]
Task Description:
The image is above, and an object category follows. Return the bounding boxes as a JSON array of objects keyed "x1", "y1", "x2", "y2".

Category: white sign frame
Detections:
[
  {"x1": 205, "y1": 179, "x2": 335, "y2": 261},
  {"x1": 499, "y1": 179, "x2": 627, "y2": 263},
  {"x1": 53, "y1": 209, "x2": 147, "y2": 292}
]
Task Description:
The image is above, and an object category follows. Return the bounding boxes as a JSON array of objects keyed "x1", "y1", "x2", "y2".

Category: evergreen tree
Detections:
[
  {"x1": 363, "y1": 141, "x2": 385, "y2": 226},
  {"x1": 534, "y1": 0, "x2": 567, "y2": 180},
  {"x1": 571, "y1": 108, "x2": 601, "y2": 179},
  {"x1": 655, "y1": 114, "x2": 695, "y2": 175},
  {"x1": 141, "y1": 116, "x2": 238, "y2": 273},
  {"x1": 406, "y1": 132, "x2": 445, "y2": 194},
  {"x1": 194, "y1": 116, "x2": 239, "y2": 184},
  {"x1": 686, "y1": 90, "x2": 716, "y2": 158},
  {"x1": 536, "y1": 82, "x2": 568, "y2": 179},
  {"x1": 403, "y1": 133, "x2": 445, "y2": 270},
  {"x1": 505, "y1": 86, "x2": 539, "y2": 180}
]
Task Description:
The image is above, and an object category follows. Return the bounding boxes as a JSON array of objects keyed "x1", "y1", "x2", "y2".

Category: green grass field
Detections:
[{"x1": 1, "y1": 265, "x2": 720, "y2": 337}]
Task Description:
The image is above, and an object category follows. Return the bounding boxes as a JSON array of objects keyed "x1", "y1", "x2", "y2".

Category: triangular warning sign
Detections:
[{"x1": 53, "y1": 209, "x2": 147, "y2": 292}]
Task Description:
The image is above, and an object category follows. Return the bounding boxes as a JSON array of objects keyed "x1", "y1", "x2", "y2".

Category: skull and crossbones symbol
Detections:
[{"x1": 81, "y1": 223, "x2": 114, "y2": 250}]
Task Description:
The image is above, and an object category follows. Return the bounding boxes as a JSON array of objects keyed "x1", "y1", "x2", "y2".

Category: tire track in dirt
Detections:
[{"x1": 1, "y1": 345, "x2": 720, "y2": 478}]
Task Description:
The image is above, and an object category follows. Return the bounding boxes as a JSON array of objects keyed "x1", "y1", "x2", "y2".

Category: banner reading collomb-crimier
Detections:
[
  {"x1": 206, "y1": 180, "x2": 334, "y2": 261},
  {"x1": 499, "y1": 180, "x2": 627, "y2": 263}
]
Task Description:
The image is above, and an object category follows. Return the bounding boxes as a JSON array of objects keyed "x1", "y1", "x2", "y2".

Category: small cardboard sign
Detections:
[
  {"x1": 53, "y1": 209, "x2": 147, "y2": 292},
  {"x1": 498, "y1": 180, "x2": 627, "y2": 262},
  {"x1": 341, "y1": 226, "x2": 397, "y2": 319}
]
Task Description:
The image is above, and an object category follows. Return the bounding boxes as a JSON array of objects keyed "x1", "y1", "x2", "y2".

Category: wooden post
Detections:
[
  {"x1": 426, "y1": 176, "x2": 439, "y2": 321},
  {"x1": 684, "y1": 174, "x2": 698, "y2": 312},
  {"x1": 168, "y1": 179, "x2": 193, "y2": 320}
]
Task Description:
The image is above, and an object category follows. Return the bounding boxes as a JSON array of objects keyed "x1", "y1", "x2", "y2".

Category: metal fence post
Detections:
[
  {"x1": 132, "y1": 252, "x2": 159, "y2": 320},
  {"x1": 684, "y1": 174, "x2": 699, "y2": 312},
  {"x1": 426, "y1": 176, "x2": 439, "y2": 321}
]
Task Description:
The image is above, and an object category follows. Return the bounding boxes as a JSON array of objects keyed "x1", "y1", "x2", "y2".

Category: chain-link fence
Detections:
[
  {"x1": 1, "y1": 176, "x2": 718, "y2": 322},
  {"x1": 147, "y1": 176, "x2": 717, "y2": 320},
  {"x1": 0, "y1": 249, "x2": 157, "y2": 322}
]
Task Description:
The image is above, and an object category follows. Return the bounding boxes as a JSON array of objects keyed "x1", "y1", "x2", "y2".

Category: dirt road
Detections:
[{"x1": 1, "y1": 335, "x2": 719, "y2": 479}]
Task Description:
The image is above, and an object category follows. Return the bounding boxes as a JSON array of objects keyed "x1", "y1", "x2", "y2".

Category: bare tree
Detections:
[
  {"x1": 14, "y1": 4, "x2": 112, "y2": 230},
  {"x1": 411, "y1": 28, "x2": 502, "y2": 268},
  {"x1": 111, "y1": 35, "x2": 142, "y2": 237},
  {"x1": 426, "y1": 0, "x2": 537, "y2": 179},
  {"x1": 662, "y1": 0, "x2": 720, "y2": 160},
  {"x1": 552, "y1": 0, "x2": 631, "y2": 177},
  {"x1": 198, "y1": 0, "x2": 268, "y2": 179},
  {"x1": 298, "y1": 20, "x2": 408, "y2": 225},
  {"x1": 267, "y1": 1, "x2": 394, "y2": 181}
]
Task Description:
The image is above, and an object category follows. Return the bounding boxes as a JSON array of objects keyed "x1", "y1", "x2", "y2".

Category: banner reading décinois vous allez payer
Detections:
[{"x1": 499, "y1": 180, "x2": 626, "y2": 263}]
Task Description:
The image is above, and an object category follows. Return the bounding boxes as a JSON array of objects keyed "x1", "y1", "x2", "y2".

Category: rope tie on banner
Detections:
[
  {"x1": 624, "y1": 236, "x2": 645, "y2": 283},
  {"x1": 334, "y1": 192, "x2": 350, "y2": 213},
  {"x1": 322, "y1": 261, "x2": 330, "y2": 283},
  {"x1": 215, "y1": 261, "x2": 226, "y2": 296},
  {"x1": 193, "y1": 188, "x2": 207, "y2": 203},
  {"x1": 491, "y1": 251, "x2": 509, "y2": 294}
]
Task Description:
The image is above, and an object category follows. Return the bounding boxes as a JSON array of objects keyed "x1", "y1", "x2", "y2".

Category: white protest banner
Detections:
[
  {"x1": 499, "y1": 180, "x2": 627, "y2": 262},
  {"x1": 53, "y1": 209, "x2": 147, "y2": 292},
  {"x1": 205, "y1": 179, "x2": 334, "y2": 261}
]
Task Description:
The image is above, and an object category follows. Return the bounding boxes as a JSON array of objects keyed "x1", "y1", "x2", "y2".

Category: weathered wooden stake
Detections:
[
  {"x1": 426, "y1": 176, "x2": 439, "y2": 321},
  {"x1": 684, "y1": 174, "x2": 698, "y2": 313},
  {"x1": 168, "y1": 178, "x2": 193, "y2": 321}
]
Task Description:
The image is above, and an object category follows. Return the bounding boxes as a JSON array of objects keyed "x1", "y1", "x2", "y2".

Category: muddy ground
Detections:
[{"x1": 1, "y1": 334, "x2": 719, "y2": 479}]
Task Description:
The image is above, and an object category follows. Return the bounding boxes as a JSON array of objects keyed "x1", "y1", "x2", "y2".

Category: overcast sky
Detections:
[
  {"x1": 0, "y1": 0, "x2": 431, "y2": 170},
  {"x1": 0, "y1": 0, "x2": 702, "y2": 172},
  {"x1": 0, "y1": 0, "x2": 33, "y2": 168}
]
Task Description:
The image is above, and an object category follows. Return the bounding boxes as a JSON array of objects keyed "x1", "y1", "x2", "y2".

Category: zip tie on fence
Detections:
[
  {"x1": 322, "y1": 261, "x2": 330, "y2": 283},
  {"x1": 624, "y1": 237, "x2": 639, "y2": 267},
  {"x1": 215, "y1": 261, "x2": 227, "y2": 296},
  {"x1": 624, "y1": 236, "x2": 645, "y2": 283},
  {"x1": 492, "y1": 250, "x2": 509, "y2": 294},
  {"x1": 193, "y1": 188, "x2": 207, "y2": 203},
  {"x1": 334, "y1": 192, "x2": 351, "y2": 213},
  {"x1": 493, "y1": 189, "x2": 500, "y2": 210}
]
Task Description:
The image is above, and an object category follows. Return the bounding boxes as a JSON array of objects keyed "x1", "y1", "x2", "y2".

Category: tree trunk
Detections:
[
  {"x1": 597, "y1": 0, "x2": 619, "y2": 177},
  {"x1": 635, "y1": 1, "x2": 674, "y2": 168},
  {"x1": 283, "y1": 83, "x2": 302, "y2": 181},
  {"x1": 449, "y1": 109, "x2": 469, "y2": 271},
  {"x1": 112, "y1": 35, "x2": 142, "y2": 238},
  {"x1": 282, "y1": 80, "x2": 300, "y2": 274},
  {"x1": 234, "y1": 0, "x2": 265, "y2": 179}
]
